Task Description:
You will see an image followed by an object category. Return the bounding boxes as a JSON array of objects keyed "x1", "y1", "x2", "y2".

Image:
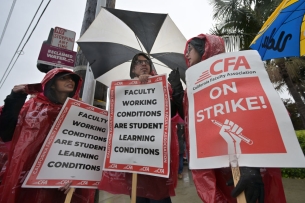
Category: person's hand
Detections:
[
  {"x1": 138, "y1": 74, "x2": 150, "y2": 84},
  {"x1": 168, "y1": 68, "x2": 182, "y2": 89},
  {"x1": 58, "y1": 181, "x2": 73, "y2": 194},
  {"x1": 219, "y1": 119, "x2": 242, "y2": 154},
  {"x1": 231, "y1": 167, "x2": 264, "y2": 203},
  {"x1": 12, "y1": 84, "x2": 27, "y2": 94}
]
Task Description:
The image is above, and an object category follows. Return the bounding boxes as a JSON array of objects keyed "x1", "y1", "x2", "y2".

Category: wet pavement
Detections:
[
  {"x1": 99, "y1": 166, "x2": 305, "y2": 203},
  {"x1": 282, "y1": 178, "x2": 305, "y2": 203}
]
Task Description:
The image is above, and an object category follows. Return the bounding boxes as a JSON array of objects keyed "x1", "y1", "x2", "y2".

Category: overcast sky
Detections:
[
  {"x1": 0, "y1": 0, "x2": 216, "y2": 105},
  {"x1": 0, "y1": 0, "x2": 290, "y2": 105}
]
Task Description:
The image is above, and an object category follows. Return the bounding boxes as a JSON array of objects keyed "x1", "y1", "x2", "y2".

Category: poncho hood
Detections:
[{"x1": 184, "y1": 34, "x2": 225, "y2": 68}]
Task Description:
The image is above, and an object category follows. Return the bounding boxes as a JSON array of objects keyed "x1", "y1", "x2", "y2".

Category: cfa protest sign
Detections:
[
  {"x1": 22, "y1": 98, "x2": 108, "y2": 188},
  {"x1": 103, "y1": 74, "x2": 171, "y2": 177},
  {"x1": 186, "y1": 50, "x2": 305, "y2": 169}
]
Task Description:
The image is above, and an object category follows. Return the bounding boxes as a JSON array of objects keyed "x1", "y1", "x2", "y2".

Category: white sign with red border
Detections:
[
  {"x1": 103, "y1": 74, "x2": 171, "y2": 177},
  {"x1": 22, "y1": 98, "x2": 108, "y2": 188},
  {"x1": 51, "y1": 27, "x2": 76, "y2": 51},
  {"x1": 186, "y1": 50, "x2": 305, "y2": 169}
]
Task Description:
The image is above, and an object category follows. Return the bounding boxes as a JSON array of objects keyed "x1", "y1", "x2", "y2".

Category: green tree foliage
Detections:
[
  {"x1": 281, "y1": 130, "x2": 305, "y2": 179},
  {"x1": 283, "y1": 99, "x2": 304, "y2": 130},
  {"x1": 267, "y1": 58, "x2": 305, "y2": 128}
]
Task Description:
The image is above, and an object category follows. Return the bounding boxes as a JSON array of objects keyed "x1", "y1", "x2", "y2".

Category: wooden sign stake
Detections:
[
  {"x1": 131, "y1": 173, "x2": 138, "y2": 203},
  {"x1": 230, "y1": 156, "x2": 247, "y2": 203},
  {"x1": 64, "y1": 188, "x2": 75, "y2": 203}
]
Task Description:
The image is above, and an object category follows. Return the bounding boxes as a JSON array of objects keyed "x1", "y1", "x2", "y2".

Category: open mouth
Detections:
[{"x1": 66, "y1": 84, "x2": 74, "y2": 88}]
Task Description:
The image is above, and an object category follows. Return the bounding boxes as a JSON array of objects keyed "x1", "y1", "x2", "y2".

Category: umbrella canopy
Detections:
[
  {"x1": 77, "y1": 7, "x2": 187, "y2": 87},
  {"x1": 250, "y1": 0, "x2": 305, "y2": 61}
]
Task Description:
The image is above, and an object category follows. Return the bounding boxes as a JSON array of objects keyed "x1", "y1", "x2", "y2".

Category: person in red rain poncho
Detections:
[
  {"x1": 167, "y1": 34, "x2": 286, "y2": 203},
  {"x1": 0, "y1": 68, "x2": 95, "y2": 203},
  {"x1": 99, "y1": 53, "x2": 180, "y2": 203}
]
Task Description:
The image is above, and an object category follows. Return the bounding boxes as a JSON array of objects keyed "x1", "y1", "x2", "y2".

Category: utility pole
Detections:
[
  {"x1": 74, "y1": 2, "x2": 116, "y2": 201},
  {"x1": 74, "y1": 0, "x2": 116, "y2": 109}
]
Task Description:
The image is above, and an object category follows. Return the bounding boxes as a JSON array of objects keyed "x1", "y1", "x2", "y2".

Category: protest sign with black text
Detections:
[
  {"x1": 22, "y1": 98, "x2": 108, "y2": 188},
  {"x1": 186, "y1": 50, "x2": 305, "y2": 169},
  {"x1": 104, "y1": 74, "x2": 171, "y2": 177}
]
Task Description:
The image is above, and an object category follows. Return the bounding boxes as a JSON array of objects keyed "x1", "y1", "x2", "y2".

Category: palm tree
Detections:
[{"x1": 210, "y1": 0, "x2": 281, "y2": 50}]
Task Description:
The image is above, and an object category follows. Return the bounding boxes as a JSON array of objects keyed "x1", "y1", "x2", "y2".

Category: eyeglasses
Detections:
[
  {"x1": 186, "y1": 45, "x2": 193, "y2": 55},
  {"x1": 135, "y1": 60, "x2": 150, "y2": 65}
]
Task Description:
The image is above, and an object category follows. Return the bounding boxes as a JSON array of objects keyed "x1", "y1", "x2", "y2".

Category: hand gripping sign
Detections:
[
  {"x1": 103, "y1": 74, "x2": 171, "y2": 178},
  {"x1": 22, "y1": 98, "x2": 108, "y2": 188},
  {"x1": 186, "y1": 50, "x2": 305, "y2": 169}
]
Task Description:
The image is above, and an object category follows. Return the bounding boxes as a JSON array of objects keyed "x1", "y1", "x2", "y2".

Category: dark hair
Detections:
[
  {"x1": 130, "y1": 53, "x2": 153, "y2": 79},
  {"x1": 44, "y1": 72, "x2": 80, "y2": 104},
  {"x1": 189, "y1": 38, "x2": 206, "y2": 56}
]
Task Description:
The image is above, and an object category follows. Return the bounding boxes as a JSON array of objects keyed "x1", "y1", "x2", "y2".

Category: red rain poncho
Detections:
[
  {"x1": 0, "y1": 68, "x2": 95, "y2": 203},
  {"x1": 0, "y1": 103, "x2": 8, "y2": 182},
  {"x1": 183, "y1": 34, "x2": 286, "y2": 202}
]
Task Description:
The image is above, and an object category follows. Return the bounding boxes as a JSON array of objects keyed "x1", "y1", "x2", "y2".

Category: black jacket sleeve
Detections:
[
  {"x1": 171, "y1": 90, "x2": 184, "y2": 118},
  {"x1": 0, "y1": 91, "x2": 27, "y2": 142},
  {"x1": 168, "y1": 69, "x2": 184, "y2": 118}
]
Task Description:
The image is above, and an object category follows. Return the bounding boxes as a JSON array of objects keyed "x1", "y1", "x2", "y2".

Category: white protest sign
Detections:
[
  {"x1": 103, "y1": 74, "x2": 171, "y2": 177},
  {"x1": 22, "y1": 98, "x2": 108, "y2": 188},
  {"x1": 51, "y1": 27, "x2": 76, "y2": 51},
  {"x1": 186, "y1": 50, "x2": 305, "y2": 169}
]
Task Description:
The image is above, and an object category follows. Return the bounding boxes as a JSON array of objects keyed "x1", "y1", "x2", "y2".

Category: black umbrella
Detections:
[{"x1": 77, "y1": 7, "x2": 187, "y2": 86}]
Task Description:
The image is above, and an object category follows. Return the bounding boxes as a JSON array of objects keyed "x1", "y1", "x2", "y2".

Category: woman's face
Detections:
[
  {"x1": 52, "y1": 74, "x2": 75, "y2": 94},
  {"x1": 185, "y1": 44, "x2": 202, "y2": 66},
  {"x1": 132, "y1": 55, "x2": 151, "y2": 77}
]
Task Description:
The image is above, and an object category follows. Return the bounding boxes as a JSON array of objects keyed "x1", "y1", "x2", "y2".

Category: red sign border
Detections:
[
  {"x1": 104, "y1": 75, "x2": 171, "y2": 177},
  {"x1": 23, "y1": 98, "x2": 108, "y2": 188}
]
